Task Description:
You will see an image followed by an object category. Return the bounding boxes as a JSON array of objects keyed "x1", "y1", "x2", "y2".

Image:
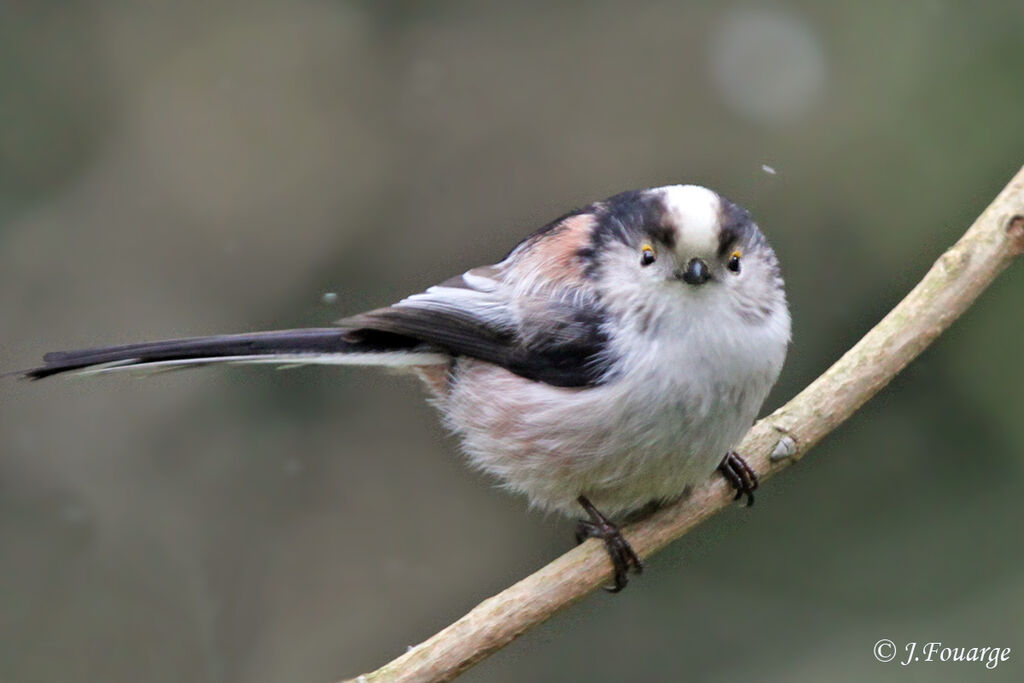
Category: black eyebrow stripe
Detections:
[
  {"x1": 717, "y1": 197, "x2": 754, "y2": 257},
  {"x1": 718, "y1": 232, "x2": 739, "y2": 258},
  {"x1": 646, "y1": 225, "x2": 676, "y2": 249}
]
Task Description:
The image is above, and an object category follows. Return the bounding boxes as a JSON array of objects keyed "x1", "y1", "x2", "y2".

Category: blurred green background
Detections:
[{"x1": 2, "y1": 2, "x2": 1023, "y2": 681}]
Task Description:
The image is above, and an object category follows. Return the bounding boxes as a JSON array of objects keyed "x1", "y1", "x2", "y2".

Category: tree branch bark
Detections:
[{"x1": 347, "y1": 166, "x2": 1024, "y2": 683}]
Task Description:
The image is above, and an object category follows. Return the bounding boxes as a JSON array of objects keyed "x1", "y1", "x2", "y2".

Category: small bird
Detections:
[{"x1": 26, "y1": 185, "x2": 790, "y2": 591}]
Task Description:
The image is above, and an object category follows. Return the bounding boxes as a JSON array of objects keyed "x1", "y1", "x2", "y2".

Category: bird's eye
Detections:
[
  {"x1": 727, "y1": 250, "x2": 742, "y2": 273},
  {"x1": 640, "y1": 244, "x2": 656, "y2": 266}
]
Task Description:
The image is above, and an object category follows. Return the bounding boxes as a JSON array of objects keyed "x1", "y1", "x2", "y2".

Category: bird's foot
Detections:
[
  {"x1": 575, "y1": 495, "x2": 643, "y2": 592},
  {"x1": 718, "y1": 451, "x2": 759, "y2": 506}
]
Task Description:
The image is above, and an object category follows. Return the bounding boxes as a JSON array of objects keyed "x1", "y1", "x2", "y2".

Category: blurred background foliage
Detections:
[{"x1": 2, "y1": 1, "x2": 1023, "y2": 681}]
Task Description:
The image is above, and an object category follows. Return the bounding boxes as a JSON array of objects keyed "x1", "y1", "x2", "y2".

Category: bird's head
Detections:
[{"x1": 588, "y1": 185, "x2": 789, "y2": 329}]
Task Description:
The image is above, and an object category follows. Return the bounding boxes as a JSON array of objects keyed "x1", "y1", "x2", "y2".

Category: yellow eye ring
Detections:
[
  {"x1": 640, "y1": 244, "x2": 656, "y2": 266},
  {"x1": 727, "y1": 250, "x2": 742, "y2": 273}
]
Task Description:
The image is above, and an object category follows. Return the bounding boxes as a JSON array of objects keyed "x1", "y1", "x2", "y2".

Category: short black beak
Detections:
[{"x1": 680, "y1": 258, "x2": 711, "y2": 286}]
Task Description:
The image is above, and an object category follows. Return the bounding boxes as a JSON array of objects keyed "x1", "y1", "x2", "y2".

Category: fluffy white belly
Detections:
[{"x1": 431, "y1": 327, "x2": 782, "y2": 517}]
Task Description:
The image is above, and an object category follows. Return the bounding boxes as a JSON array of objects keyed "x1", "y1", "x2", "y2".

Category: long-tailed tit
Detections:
[{"x1": 26, "y1": 185, "x2": 790, "y2": 591}]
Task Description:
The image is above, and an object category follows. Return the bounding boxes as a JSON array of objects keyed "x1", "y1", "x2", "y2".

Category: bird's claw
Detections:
[
  {"x1": 575, "y1": 496, "x2": 643, "y2": 592},
  {"x1": 718, "y1": 451, "x2": 759, "y2": 506}
]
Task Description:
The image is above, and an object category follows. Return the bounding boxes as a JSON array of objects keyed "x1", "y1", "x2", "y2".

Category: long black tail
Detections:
[{"x1": 24, "y1": 328, "x2": 447, "y2": 380}]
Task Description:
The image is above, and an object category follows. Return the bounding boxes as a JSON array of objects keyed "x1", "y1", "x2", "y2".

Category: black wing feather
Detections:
[
  {"x1": 340, "y1": 300, "x2": 611, "y2": 388},
  {"x1": 27, "y1": 269, "x2": 614, "y2": 386}
]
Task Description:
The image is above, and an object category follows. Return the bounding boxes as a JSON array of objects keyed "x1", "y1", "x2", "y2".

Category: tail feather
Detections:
[{"x1": 24, "y1": 328, "x2": 448, "y2": 379}]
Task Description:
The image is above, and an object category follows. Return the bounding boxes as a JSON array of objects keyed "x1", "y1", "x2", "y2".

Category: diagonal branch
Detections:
[{"x1": 347, "y1": 166, "x2": 1024, "y2": 683}]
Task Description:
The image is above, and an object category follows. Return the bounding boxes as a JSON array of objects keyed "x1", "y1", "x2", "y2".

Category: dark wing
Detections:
[
  {"x1": 24, "y1": 210, "x2": 612, "y2": 385},
  {"x1": 339, "y1": 264, "x2": 613, "y2": 388}
]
